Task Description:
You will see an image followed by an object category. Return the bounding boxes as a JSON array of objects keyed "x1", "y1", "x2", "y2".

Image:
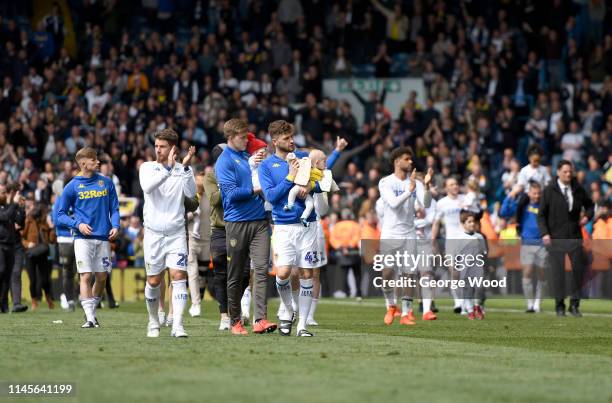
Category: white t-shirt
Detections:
[
  {"x1": 517, "y1": 164, "x2": 551, "y2": 189},
  {"x1": 435, "y1": 194, "x2": 465, "y2": 239},
  {"x1": 415, "y1": 198, "x2": 436, "y2": 240},
  {"x1": 378, "y1": 174, "x2": 425, "y2": 239},
  {"x1": 139, "y1": 161, "x2": 196, "y2": 234},
  {"x1": 561, "y1": 132, "x2": 584, "y2": 162}
]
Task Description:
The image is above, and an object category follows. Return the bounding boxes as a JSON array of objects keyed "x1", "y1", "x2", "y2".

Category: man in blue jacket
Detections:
[
  {"x1": 500, "y1": 180, "x2": 547, "y2": 313},
  {"x1": 215, "y1": 118, "x2": 277, "y2": 335},
  {"x1": 52, "y1": 193, "x2": 77, "y2": 312},
  {"x1": 258, "y1": 120, "x2": 324, "y2": 337},
  {"x1": 56, "y1": 147, "x2": 120, "y2": 328}
]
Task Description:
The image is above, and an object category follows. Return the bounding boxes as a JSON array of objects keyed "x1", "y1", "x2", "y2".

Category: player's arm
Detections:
[
  {"x1": 431, "y1": 203, "x2": 444, "y2": 241},
  {"x1": 108, "y1": 180, "x2": 121, "y2": 229},
  {"x1": 379, "y1": 180, "x2": 414, "y2": 209},
  {"x1": 536, "y1": 187, "x2": 550, "y2": 238},
  {"x1": 259, "y1": 161, "x2": 294, "y2": 204},
  {"x1": 499, "y1": 194, "x2": 518, "y2": 218},
  {"x1": 139, "y1": 162, "x2": 171, "y2": 194},
  {"x1": 182, "y1": 166, "x2": 196, "y2": 198},
  {"x1": 203, "y1": 173, "x2": 222, "y2": 207},
  {"x1": 215, "y1": 157, "x2": 254, "y2": 202},
  {"x1": 56, "y1": 185, "x2": 78, "y2": 230}
]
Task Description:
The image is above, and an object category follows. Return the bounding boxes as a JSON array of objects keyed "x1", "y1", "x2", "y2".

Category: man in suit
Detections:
[{"x1": 537, "y1": 160, "x2": 594, "y2": 317}]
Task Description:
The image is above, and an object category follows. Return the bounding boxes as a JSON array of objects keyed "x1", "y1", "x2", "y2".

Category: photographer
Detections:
[
  {"x1": 22, "y1": 200, "x2": 53, "y2": 310},
  {"x1": 0, "y1": 184, "x2": 25, "y2": 313}
]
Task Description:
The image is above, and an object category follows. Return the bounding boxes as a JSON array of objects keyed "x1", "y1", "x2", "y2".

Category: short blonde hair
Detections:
[
  {"x1": 223, "y1": 119, "x2": 248, "y2": 139},
  {"x1": 268, "y1": 120, "x2": 294, "y2": 139},
  {"x1": 75, "y1": 147, "x2": 97, "y2": 164}
]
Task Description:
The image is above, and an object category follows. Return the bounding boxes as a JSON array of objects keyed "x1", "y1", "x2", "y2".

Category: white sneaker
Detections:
[
  {"x1": 306, "y1": 318, "x2": 319, "y2": 326},
  {"x1": 147, "y1": 322, "x2": 160, "y2": 338},
  {"x1": 171, "y1": 325, "x2": 188, "y2": 338},
  {"x1": 218, "y1": 317, "x2": 230, "y2": 330},
  {"x1": 166, "y1": 315, "x2": 173, "y2": 327},
  {"x1": 158, "y1": 310, "x2": 166, "y2": 325},
  {"x1": 189, "y1": 304, "x2": 201, "y2": 317},
  {"x1": 60, "y1": 294, "x2": 69, "y2": 310}
]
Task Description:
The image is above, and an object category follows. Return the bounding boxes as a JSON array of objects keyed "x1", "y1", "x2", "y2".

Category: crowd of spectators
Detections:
[{"x1": 0, "y1": 0, "x2": 611, "y2": 301}]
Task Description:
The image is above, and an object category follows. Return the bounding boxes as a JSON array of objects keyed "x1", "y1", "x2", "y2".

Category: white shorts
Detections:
[
  {"x1": 74, "y1": 239, "x2": 112, "y2": 274},
  {"x1": 379, "y1": 238, "x2": 417, "y2": 274},
  {"x1": 144, "y1": 228, "x2": 188, "y2": 276},
  {"x1": 520, "y1": 244, "x2": 548, "y2": 268},
  {"x1": 272, "y1": 223, "x2": 319, "y2": 269}
]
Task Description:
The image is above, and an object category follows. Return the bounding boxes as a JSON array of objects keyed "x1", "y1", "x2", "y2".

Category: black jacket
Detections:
[
  {"x1": 537, "y1": 179, "x2": 594, "y2": 239},
  {"x1": 0, "y1": 203, "x2": 25, "y2": 247}
]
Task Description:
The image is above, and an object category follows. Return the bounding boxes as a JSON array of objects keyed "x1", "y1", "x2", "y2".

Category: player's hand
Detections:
[
  {"x1": 182, "y1": 146, "x2": 196, "y2": 166},
  {"x1": 288, "y1": 159, "x2": 299, "y2": 179},
  {"x1": 579, "y1": 215, "x2": 589, "y2": 226},
  {"x1": 108, "y1": 228, "x2": 119, "y2": 241},
  {"x1": 254, "y1": 149, "x2": 266, "y2": 164},
  {"x1": 27, "y1": 242, "x2": 35, "y2": 249},
  {"x1": 78, "y1": 223, "x2": 93, "y2": 236},
  {"x1": 336, "y1": 136, "x2": 348, "y2": 152},
  {"x1": 424, "y1": 168, "x2": 434, "y2": 187},
  {"x1": 542, "y1": 235, "x2": 551, "y2": 246},
  {"x1": 12, "y1": 191, "x2": 20, "y2": 204},
  {"x1": 168, "y1": 146, "x2": 177, "y2": 167},
  {"x1": 408, "y1": 169, "x2": 417, "y2": 193},
  {"x1": 297, "y1": 186, "x2": 309, "y2": 199}
]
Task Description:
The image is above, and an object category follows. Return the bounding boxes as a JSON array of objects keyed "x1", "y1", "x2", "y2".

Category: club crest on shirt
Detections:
[
  {"x1": 78, "y1": 184, "x2": 85, "y2": 189},
  {"x1": 98, "y1": 180, "x2": 104, "y2": 187},
  {"x1": 230, "y1": 238, "x2": 237, "y2": 247},
  {"x1": 234, "y1": 159, "x2": 241, "y2": 164}
]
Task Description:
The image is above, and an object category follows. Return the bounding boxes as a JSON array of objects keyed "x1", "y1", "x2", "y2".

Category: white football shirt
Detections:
[
  {"x1": 435, "y1": 194, "x2": 465, "y2": 239},
  {"x1": 378, "y1": 174, "x2": 425, "y2": 239}
]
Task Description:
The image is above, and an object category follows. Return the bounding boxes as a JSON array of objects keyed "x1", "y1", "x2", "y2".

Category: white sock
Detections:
[
  {"x1": 171, "y1": 280, "x2": 188, "y2": 330},
  {"x1": 291, "y1": 289, "x2": 299, "y2": 314},
  {"x1": 450, "y1": 287, "x2": 461, "y2": 308},
  {"x1": 522, "y1": 277, "x2": 534, "y2": 308},
  {"x1": 145, "y1": 284, "x2": 161, "y2": 326},
  {"x1": 401, "y1": 297, "x2": 412, "y2": 316},
  {"x1": 92, "y1": 296, "x2": 101, "y2": 318},
  {"x1": 422, "y1": 298, "x2": 432, "y2": 313},
  {"x1": 308, "y1": 298, "x2": 318, "y2": 320},
  {"x1": 535, "y1": 280, "x2": 545, "y2": 310},
  {"x1": 297, "y1": 278, "x2": 313, "y2": 331},
  {"x1": 382, "y1": 287, "x2": 396, "y2": 308},
  {"x1": 241, "y1": 286, "x2": 251, "y2": 318},
  {"x1": 276, "y1": 276, "x2": 293, "y2": 320},
  {"x1": 81, "y1": 298, "x2": 95, "y2": 323},
  {"x1": 465, "y1": 298, "x2": 474, "y2": 313}
]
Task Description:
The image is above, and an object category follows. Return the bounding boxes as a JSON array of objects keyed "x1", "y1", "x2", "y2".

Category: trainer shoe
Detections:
[
  {"x1": 231, "y1": 321, "x2": 248, "y2": 335},
  {"x1": 189, "y1": 304, "x2": 201, "y2": 317},
  {"x1": 431, "y1": 301, "x2": 439, "y2": 313},
  {"x1": 384, "y1": 306, "x2": 398, "y2": 325},
  {"x1": 467, "y1": 311, "x2": 476, "y2": 320},
  {"x1": 525, "y1": 308, "x2": 536, "y2": 313},
  {"x1": 568, "y1": 305, "x2": 582, "y2": 317},
  {"x1": 81, "y1": 321, "x2": 95, "y2": 328},
  {"x1": 406, "y1": 310, "x2": 416, "y2": 322},
  {"x1": 93, "y1": 317, "x2": 101, "y2": 328},
  {"x1": 218, "y1": 317, "x2": 230, "y2": 331},
  {"x1": 306, "y1": 318, "x2": 319, "y2": 326},
  {"x1": 474, "y1": 305, "x2": 485, "y2": 320},
  {"x1": 422, "y1": 311, "x2": 437, "y2": 321},
  {"x1": 399, "y1": 315, "x2": 416, "y2": 325},
  {"x1": 453, "y1": 306, "x2": 462, "y2": 314},
  {"x1": 60, "y1": 293, "x2": 69, "y2": 310},
  {"x1": 278, "y1": 320, "x2": 292, "y2": 336},
  {"x1": 253, "y1": 319, "x2": 277, "y2": 334},
  {"x1": 147, "y1": 322, "x2": 160, "y2": 338},
  {"x1": 171, "y1": 325, "x2": 188, "y2": 338},
  {"x1": 158, "y1": 310, "x2": 166, "y2": 325},
  {"x1": 296, "y1": 329, "x2": 313, "y2": 337},
  {"x1": 11, "y1": 304, "x2": 28, "y2": 313}
]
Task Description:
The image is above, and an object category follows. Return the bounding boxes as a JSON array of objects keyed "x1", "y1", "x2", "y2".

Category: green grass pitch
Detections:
[{"x1": 1, "y1": 298, "x2": 611, "y2": 403}]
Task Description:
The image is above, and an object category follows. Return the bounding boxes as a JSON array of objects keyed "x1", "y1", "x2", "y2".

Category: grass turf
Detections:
[{"x1": 1, "y1": 298, "x2": 611, "y2": 403}]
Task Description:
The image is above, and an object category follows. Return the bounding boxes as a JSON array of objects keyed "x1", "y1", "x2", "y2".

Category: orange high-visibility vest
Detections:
[{"x1": 329, "y1": 220, "x2": 361, "y2": 249}]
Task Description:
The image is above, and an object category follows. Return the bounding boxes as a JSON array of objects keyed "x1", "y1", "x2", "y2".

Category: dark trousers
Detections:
[
  {"x1": 10, "y1": 243, "x2": 24, "y2": 306},
  {"x1": 226, "y1": 220, "x2": 270, "y2": 325},
  {"x1": 105, "y1": 272, "x2": 116, "y2": 304},
  {"x1": 26, "y1": 254, "x2": 52, "y2": 300},
  {"x1": 0, "y1": 245, "x2": 16, "y2": 312},
  {"x1": 211, "y1": 228, "x2": 250, "y2": 315},
  {"x1": 59, "y1": 242, "x2": 77, "y2": 301},
  {"x1": 547, "y1": 240, "x2": 587, "y2": 306}
]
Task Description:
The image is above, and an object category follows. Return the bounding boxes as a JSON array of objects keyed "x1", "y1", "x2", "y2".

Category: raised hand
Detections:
[
  {"x1": 424, "y1": 168, "x2": 434, "y2": 187},
  {"x1": 336, "y1": 136, "x2": 349, "y2": 152},
  {"x1": 168, "y1": 146, "x2": 177, "y2": 167},
  {"x1": 182, "y1": 146, "x2": 196, "y2": 166},
  {"x1": 408, "y1": 169, "x2": 417, "y2": 193}
]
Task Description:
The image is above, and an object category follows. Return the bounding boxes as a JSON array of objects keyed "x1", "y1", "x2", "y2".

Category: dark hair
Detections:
[
  {"x1": 154, "y1": 128, "x2": 179, "y2": 146},
  {"x1": 268, "y1": 120, "x2": 294, "y2": 139},
  {"x1": 460, "y1": 209, "x2": 477, "y2": 224},
  {"x1": 557, "y1": 159, "x2": 573, "y2": 171},
  {"x1": 390, "y1": 146, "x2": 413, "y2": 164},
  {"x1": 527, "y1": 180, "x2": 541, "y2": 189},
  {"x1": 526, "y1": 144, "x2": 543, "y2": 157}
]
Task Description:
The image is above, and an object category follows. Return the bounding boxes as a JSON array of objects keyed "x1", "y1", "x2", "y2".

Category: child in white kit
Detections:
[
  {"x1": 284, "y1": 149, "x2": 337, "y2": 227},
  {"x1": 247, "y1": 137, "x2": 272, "y2": 212}
]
